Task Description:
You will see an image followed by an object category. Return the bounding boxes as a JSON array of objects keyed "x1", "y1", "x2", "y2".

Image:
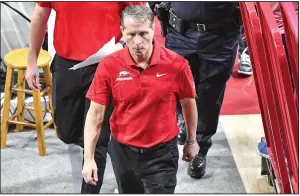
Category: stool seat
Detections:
[{"x1": 4, "y1": 48, "x2": 51, "y2": 70}]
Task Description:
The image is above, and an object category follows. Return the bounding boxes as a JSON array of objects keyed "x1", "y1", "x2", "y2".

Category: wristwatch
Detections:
[{"x1": 118, "y1": 40, "x2": 126, "y2": 48}]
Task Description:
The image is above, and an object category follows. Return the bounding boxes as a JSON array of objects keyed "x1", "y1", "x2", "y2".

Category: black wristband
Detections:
[{"x1": 118, "y1": 40, "x2": 126, "y2": 48}]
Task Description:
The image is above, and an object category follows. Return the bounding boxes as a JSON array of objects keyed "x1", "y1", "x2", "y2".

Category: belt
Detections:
[
  {"x1": 169, "y1": 8, "x2": 238, "y2": 33},
  {"x1": 187, "y1": 17, "x2": 237, "y2": 33},
  {"x1": 123, "y1": 137, "x2": 177, "y2": 154}
]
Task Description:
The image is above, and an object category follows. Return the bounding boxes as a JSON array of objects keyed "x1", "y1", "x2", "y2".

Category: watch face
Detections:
[{"x1": 119, "y1": 40, "x2": 126, "y2": 48}]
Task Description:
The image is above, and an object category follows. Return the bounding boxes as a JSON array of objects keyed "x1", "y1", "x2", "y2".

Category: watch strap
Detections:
[{"x1": 118, "y1": 40, "x2": 126, "y2": 48}]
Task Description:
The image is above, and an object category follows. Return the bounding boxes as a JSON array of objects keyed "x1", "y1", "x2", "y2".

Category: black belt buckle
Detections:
[
  {"x1": 127, "y1": 143, "x2": 161, "y2": 154},
  {"x1": 126, "y1": 138, "x2": 175, "y2": 154},
  {"x1": 128, "y1": 146, "x2": 145, "y2": 153},
  {"x1": 197, "y1": 23, "x2": 206, "y2": 33}
]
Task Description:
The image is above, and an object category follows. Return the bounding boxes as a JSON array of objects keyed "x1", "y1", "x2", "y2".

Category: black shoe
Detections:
[
  {"x1": 177, "y1": 113, "x2": 186, "y2": 145},
  {"x1": 187, "y1": 155, "x2": 206, "y2": 179},
  {"x1": 177, "y1": 130, "x2": 186, "y2": 145}
]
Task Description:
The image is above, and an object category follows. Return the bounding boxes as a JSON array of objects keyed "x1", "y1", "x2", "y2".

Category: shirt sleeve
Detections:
[
  {"x1": 124, "y1": 2, "x2": 147, "y2": 6},
  {"x1": 177, "y1": 60, "x2": 196, "y2": 100},
  {"x1": 36, "y1": 2, "x2": 51, "y2": 8},
  {"x1": 86, "y1": 61, "x2": 112, "y2": 105}
]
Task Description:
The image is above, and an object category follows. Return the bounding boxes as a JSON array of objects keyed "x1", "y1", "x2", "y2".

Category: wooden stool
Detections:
[{"x1": 1, "y1": 48, "x2": 55, "y2": 156}]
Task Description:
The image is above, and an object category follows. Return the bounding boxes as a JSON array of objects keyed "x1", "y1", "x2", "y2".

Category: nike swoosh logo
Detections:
[{"x1": 156, "y1": 73, "x2": 167, "y2": 77}]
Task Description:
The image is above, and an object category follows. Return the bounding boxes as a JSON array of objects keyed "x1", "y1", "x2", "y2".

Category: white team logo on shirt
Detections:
[{"x1": 117, "y1": 70, "x2": 132, "y2": 81}]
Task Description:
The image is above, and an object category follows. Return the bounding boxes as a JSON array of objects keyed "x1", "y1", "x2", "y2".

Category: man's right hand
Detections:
[
  {"x1": 82, "y1": 159, "x2": 98, "y2": 186},
  {"x1": 25, "y1": 64, "x2": 41, "y2": 91},
  {"x1": 182, "y1": 142, "x2": 200, "y2": 162}
]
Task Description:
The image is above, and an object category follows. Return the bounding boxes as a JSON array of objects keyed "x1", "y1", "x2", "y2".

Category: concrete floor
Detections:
[{"x1": 1, "y1": 121, "x2": 246, "y2": 194}]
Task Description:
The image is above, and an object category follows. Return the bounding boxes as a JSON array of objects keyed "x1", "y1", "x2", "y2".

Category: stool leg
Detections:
[
  {"x1": 16, "y1": 70, "x2": 25, "y2": 132},
  {"x1": 43, "y1": 66, "x2": 57, "y2": 136},
  {"x1": 1, "y1": 67, "x2": 13, "y2": 149},
  {"x1": 32, "y1": 90, "x2": 46, "y2": 156}
]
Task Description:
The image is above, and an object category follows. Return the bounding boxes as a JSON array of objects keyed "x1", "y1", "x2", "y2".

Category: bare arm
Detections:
[
  {"x1": 27, "y1": 4, "x2": 51, "y2": 67},
  {"x1": 180, "y1": 98, "x2": 198, "y2": 142},
  {"x1": 82, "y1": 62, "x2": 111, "y2": 185},
  {"x1": 84, "y1": 101, "x2": 106, "y2": 161},
  {"x1": 181, "y1": 97, "x2": 199, "y2": 162}
]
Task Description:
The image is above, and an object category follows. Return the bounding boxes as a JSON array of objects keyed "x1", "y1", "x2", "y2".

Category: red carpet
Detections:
[
  {"x1": 154, "y1": 18, "x2": 261, "y2": 115},
  {"x1": 221, "y1": 60, "x2": 260, "y2": 115}
]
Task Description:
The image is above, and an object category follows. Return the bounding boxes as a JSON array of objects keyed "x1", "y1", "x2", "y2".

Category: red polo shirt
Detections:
[
  {"x1": 37, "y1": 2, "x2": 145, "y2": 61},
  {"x1": 86, "y1": 40, "x2": 196, "y2": 148}
]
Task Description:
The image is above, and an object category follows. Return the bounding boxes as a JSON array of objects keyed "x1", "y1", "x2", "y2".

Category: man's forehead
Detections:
[
  {"x1": 124, "y1": 25, "x2": 152, "y2": 32},
  {"x1": 123, "y1": 17, "x2": 152, "y2": 28}
]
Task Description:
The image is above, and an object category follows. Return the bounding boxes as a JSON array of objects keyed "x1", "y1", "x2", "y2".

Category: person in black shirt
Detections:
[{"x1": 162, "y1": 2, "x2": 241, "y2": 179}]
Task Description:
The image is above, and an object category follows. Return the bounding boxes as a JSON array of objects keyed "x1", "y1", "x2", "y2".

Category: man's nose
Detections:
[{"x1": 133, "y1": 35, "x2": 142, "y2": 45}]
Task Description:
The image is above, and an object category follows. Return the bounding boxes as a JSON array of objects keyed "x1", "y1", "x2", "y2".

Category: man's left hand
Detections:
[
  {"x1": 115, "y1": 43, "x2": 124, "y2": 52},
  {"x1": 182, "y1": 142, "x2": 200, "y2": 162}
]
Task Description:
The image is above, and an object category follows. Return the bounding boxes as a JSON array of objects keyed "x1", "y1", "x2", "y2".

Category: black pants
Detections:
[
  {"x1": 51, "y1": 54, "x2": 112, "y2": 193},
  {"x1": 166, "y1": 25, "x2": 240, "y2": 157},
  {"x1": 238, "y1": 25, "x2": 247, "y2": 55},
  {"x1": 108, "y1": 137, "x2": 179, "y2": 194}
]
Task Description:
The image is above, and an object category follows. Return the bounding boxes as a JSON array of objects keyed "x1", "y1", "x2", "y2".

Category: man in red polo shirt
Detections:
[
  {"x1": 82, "y1": 5, "x2": 199, "y2": 193},
  {"x1": 26, "y1": 2, "x2": 145, "y2": 193}
]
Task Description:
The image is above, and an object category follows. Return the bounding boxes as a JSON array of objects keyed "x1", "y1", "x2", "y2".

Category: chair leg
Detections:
[
  {"x1": 16, "y1": 70, "x2": 25, "y2": 132},
  {"x1": 32, "y1": 90, "x2": 46, "y2": 156},
  {"x1": 1, "y1": 67, "x2": 13, "y2": 149},
  {"x1": 43, "y1": 65, "x2": 58, "y2": 137}
]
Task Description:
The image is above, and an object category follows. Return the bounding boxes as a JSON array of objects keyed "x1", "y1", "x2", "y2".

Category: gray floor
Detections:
[{"x1": 1, "y1": 122, "x2": 246, "y2": 193}]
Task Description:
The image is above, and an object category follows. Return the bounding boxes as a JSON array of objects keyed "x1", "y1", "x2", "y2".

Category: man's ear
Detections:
[
  {"x1": 150, "y1": 23, "x2": 155, "y2": 31},
  {"x1": 120, "y1": 26, "x2": 124, "y2": 35}
]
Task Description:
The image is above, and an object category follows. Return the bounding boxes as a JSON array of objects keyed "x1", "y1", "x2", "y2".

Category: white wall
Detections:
[{"x1": 48, "y1": 10, "x2": 56, "y2": 59}]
